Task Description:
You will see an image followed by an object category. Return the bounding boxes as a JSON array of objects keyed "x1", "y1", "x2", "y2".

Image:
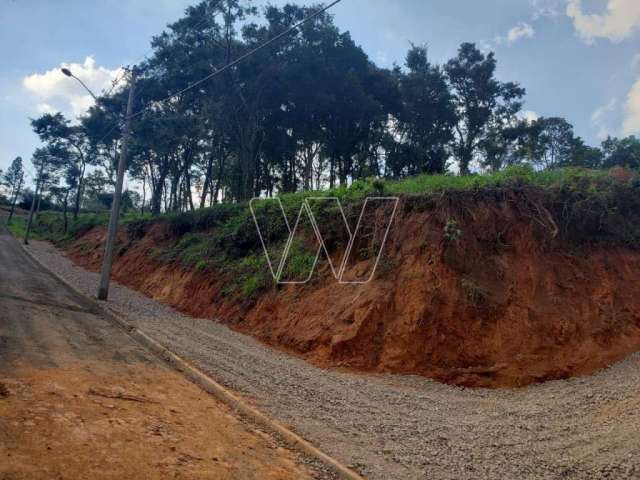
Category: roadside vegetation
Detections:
[
  {"x1": 5, "y1": 214, "x2": 27, "y2": 239},
  {"x1": 10, "y1": 0, "x2": 640, "y2": 232},
  {"x1": 20, "y1": 165, "x2": 640, "y2": 299}
]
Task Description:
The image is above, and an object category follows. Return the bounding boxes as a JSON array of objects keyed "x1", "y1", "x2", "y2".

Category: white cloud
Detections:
[
  {"x1": 35, "y1": 103, "x2": 56, "y2": 115},
  {"x1": 495, "y1": 22, "x2": 535, "y2": 46},
  {"x1": 22, "y1": 57, "x2": 123, "y2": 118},
  {"x1": 591, "y1": 98, "x2": 618, "y2": 139},
  {"x1": 530, "y1": 0, "x2": 564, "y2": 19},
  {"x1": 592, "y1": 98, "x2": 617, "y2": 123},
  {"x1": 567, "y1": 0, "x2": 640, "y2": 44},
  {"x1": 623, "y1": 79, "x2": 640, "y2": 136},
  {"x1": 375, "y1": 50, "x2": 391, "y2": 67},
  {"x1": 520, "y1": 110, "x2": 540, "y2": 123},
  {"x1": 508, "y1": 23, "x2": 536, "y2": 43}
]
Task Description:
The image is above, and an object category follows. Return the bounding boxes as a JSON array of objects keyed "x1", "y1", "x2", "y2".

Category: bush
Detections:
[
  {"x1": 126, "y1": 218, "x2": 153, "y2": 240},
  {"x1": 167, "y1": 211, "x2": 196, "y2": 236},
  {"x1": 68, "y1": 213, "x2": 109, "y2": 238}
]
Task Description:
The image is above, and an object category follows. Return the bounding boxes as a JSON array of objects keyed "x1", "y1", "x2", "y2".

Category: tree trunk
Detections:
[
  {"x1": 141, "y1": 172, "x2": 146, "y2": 216},
  {"x1": 35, "y1": 190, "x2": 43, "y2": 218},
  {"x1": 184, "y1": 165, "x2": 195, "y2": 212},
  {"x1": 329, "y1": 157, "x2": 336, "y2": 189},
  {"x1": 200, "y1": 142, "x2": 216, "y2": 209},
  {"x1": 7, "y1": 178, "x2": 22, "y2": 224},
  {"x1": 151, "y1": 173, "x2": 167, "y2": 215},
  {"x1": 73, "y1": 162, "x2": 86, "y2": 220},
  {"x1": 459, "y1": 149, "x2": 472, "y2": 176},
  {"x1": 63, "y1": 190, "x2": 69, "y2": 234}
]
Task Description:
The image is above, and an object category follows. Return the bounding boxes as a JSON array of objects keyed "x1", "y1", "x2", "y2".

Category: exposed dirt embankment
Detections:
[{"x1": 64, "y1": 186, "x2": 640, "y2": 388}]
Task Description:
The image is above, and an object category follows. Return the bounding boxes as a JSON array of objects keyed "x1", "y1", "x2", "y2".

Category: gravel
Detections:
[{"x1": 27, "y1": 240, "x2": 640, "y2": 480}]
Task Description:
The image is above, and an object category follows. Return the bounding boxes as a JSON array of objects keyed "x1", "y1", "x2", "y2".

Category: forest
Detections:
[{"x1": 2, "y1": 0, "x2": 640, "y2": 224}]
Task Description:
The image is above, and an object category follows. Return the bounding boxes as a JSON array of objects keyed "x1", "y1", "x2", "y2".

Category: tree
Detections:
[
  {"x1": 479, "y1": 119, "x2": 533, "y2": 172},
  {"x1": 563, "y1": 136, "x2": 604, "y2": 168},
  {"x1": 517, "y1": 117, "x2": 576, "y2": 169},
  {"x1": 48, "y1": 185, "x2": 71, "y2": 233},
  {"x1": 445, "y1": 43, "x2": 525, "y2": 174},
  {"x1": 602, "y1": 136, "x2": 640, "y2": 169},
  {"x1": 31, "y1": 113, "x2": 93, "y2": 219},
  {"x1": 23, "y1": 147, "x2": 62, "y2": 243},
  {"x1": 387, "y1": 46, "x2": 455, "y2": 177},
  {"x1": 39, "y1": 1, "x2": 610, "y2": 213},
  {"x1": 3, "y1": 156, "x2": 25, "y2": 224},
  {"x1": 82, "y1": 170, "x2": 111, "y2": 211}
]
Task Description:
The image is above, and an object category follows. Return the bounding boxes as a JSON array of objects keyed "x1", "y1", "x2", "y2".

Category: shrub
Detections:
[
  {"x1": 126, "y1": 218, "x2": 153, "y2": 240},
  {"x1": 167, "y1": 211, "x2": 195, "y2": 236},
  {"x1": 443, "y1": 219, "x2": 462, "y2": 243}
]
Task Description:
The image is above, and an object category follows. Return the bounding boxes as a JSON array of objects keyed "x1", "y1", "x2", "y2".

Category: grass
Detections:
[
  {"x1": 153, "y1": 166, "x2": 617, "y2": 297},
  {"x1": 26, "y1": 166, "x2": 639, "y2": 298},
  {"x1": 5, "y1": 215, "x2": 28, "y2": 239}
]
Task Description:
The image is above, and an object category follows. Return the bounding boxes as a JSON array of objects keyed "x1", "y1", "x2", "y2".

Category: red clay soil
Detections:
[{"x1": 64, "y1": 192, "x2": 640, "y2": 388}]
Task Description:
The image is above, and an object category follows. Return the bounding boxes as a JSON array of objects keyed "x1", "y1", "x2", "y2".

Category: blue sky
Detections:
[{"x1": 1, "y1": 0, "x2": 639, "y2": 177}]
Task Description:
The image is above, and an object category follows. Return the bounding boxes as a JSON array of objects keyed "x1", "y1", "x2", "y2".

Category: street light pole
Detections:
[
  {"x1": 60, "y1": 67, "x2": 99, "y2": 102},
  {"x1": 97, "y1": 68, "x2": 137, "y2": 301}
]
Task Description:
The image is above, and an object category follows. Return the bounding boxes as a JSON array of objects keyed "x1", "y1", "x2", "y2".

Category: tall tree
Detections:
[
  {"x1": 388, "y1": 45, "x2": 455, "y2": 176},
  {"x1": 525, "y1": 117, "x2": 576, "y2": 169},
  {"x1": 445, "y1": 43, "x2": 525, "y2": 174},
  {"x1": 3, "y1": 156, "x2": 25, "y2": 224},
  {"x1": 602, "y1": 136, "x2": 640, "y2": 169},
  {"x1": 31, "y1": 113, "x2": 93, "y2": 219}
]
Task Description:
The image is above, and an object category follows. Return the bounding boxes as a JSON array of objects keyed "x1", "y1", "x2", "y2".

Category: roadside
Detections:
[
  {"x1": 26, "y1": 237, "x2": 640, "y2": 480},
  {"x1": 0, "y1": 223, "x2": 318, "y2": 480}
]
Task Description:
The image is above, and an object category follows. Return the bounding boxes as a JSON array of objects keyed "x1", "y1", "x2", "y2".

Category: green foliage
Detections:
[
  {"x1": 6, "y1": 215, "x2": 27, "y2": 239},
  {"x1": 28, "y1": 166, "x2": 640, "y2": 299},
  {"x1": 68, "y1": 213, "x2": 109, "y2": 238},
  {"x1": 167, "y1": 211, "x2": 196, "y2": 236},
  {"x1": 279, "y1": 241, "x2": 317, "y2": 282},
  {"x1": 126, "y1": 217, "x2": 154, "y2": 240},
  {"x1": 443, "y1": 219, "x2": 462, "y2": 243}
]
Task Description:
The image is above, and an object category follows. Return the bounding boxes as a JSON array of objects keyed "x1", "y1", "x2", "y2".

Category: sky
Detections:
[{"x1": 1, "y1": 0, "x2": 639, "y2": 178}]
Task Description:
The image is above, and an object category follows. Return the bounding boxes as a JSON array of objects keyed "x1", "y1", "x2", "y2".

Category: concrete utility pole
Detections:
[{"x1": 97, "y1": 68, "x2": 137, "y2": 301}]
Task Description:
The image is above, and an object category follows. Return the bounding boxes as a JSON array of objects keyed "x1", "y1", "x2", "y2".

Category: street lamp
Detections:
[
  {"x1": 60, "y1": 67, "x2": 99, "y2": 102},
  {"x1": 62, "y1": 65, "x2": 138, "y2": 301}
]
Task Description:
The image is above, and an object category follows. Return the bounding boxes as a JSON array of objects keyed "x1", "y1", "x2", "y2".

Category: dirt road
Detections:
[
  {"x1": 0, "y1": 224, "x2": 316, "y2": 479},
  {"x1": 26, "y1": 236, "x2": 640, "y2": 479}
]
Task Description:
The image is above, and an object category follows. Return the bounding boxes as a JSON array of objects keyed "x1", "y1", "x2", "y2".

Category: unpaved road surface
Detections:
[
  {"x1": 26, "y1": 237, "x2": 640, "y2": 480},
  {"x1": 0, "y1": 225, "x2": 317, "y2": 480}
]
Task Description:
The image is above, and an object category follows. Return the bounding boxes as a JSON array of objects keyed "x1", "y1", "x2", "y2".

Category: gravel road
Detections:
[{"x1": 27, "y1": 240, "x2": 640, "y2": 480}]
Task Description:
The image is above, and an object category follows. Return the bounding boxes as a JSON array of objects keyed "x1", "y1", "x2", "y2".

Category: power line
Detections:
[
  {"x1": 102, "y1": 0, "x2": 223, "y2": 97},
  {"x1": 127, "y1": 0, "x2": 344, "y2": 121},
  {"x1": 94, "y1": 0, "x2": 228, "y2": 144},
  {"x1": 94, "y1": 0, "x2": 343, "y2": 145}
]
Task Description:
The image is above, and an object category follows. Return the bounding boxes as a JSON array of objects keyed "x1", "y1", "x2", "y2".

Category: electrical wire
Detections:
[
  {"x1": 126, "y1": 0, "x2": 343, "y2": 121},
  {"x1": 102, "y1": 0, "x2": 223, "y2": 97},
  {"x1": 94, "y1": 0, "x2": 343, "y2": 144},
  {"x1": 94, "y1": 1, "x2": 225, "y2": 144}
]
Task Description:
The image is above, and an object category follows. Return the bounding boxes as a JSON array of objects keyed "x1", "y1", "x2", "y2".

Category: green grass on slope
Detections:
[
  {"x1": 5, "y1": 215, "x2": 27, "y2": 239},
  {"x1": 26, "y1": 166, "x2": 634, "y2": 299}
]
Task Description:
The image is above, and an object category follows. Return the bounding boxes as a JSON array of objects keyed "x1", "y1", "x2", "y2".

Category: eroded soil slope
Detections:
[{"x1": 64, "y1": 186, "x2": 640, "y2": 388}]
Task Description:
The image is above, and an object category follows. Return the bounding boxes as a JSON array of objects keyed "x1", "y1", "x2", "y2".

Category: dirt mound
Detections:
[{"x1": 65, "y1": 188, "x2": 640, "y2": 388}]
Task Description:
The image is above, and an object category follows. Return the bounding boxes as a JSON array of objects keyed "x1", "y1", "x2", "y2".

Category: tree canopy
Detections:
[{"x1": 20, "y1": 0, "x2": 638, "y2": 215}]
